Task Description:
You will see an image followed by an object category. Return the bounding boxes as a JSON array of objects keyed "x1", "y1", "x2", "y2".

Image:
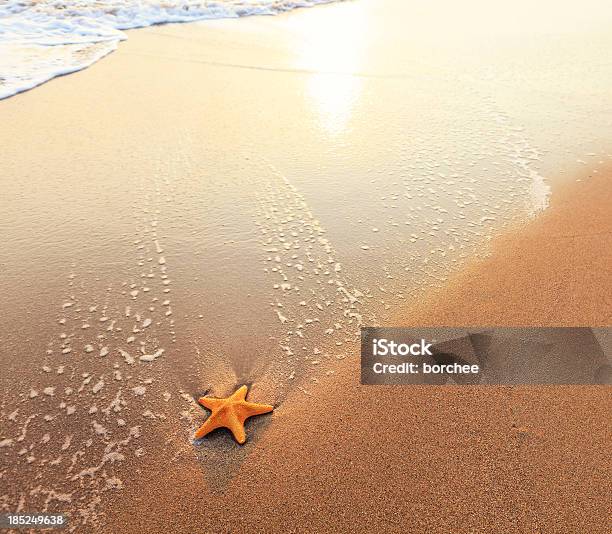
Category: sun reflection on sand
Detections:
[{"x1": 291, "y1": 8, "x2": 368, "y2": 135}]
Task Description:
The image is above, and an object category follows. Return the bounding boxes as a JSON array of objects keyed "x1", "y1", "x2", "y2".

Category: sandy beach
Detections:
[
  {"x1": 1, "y1": 0, "x2": 611, "y2": 532},
  {"x1": 102, "y1": 166, "x2": 612, "y2": 534}
]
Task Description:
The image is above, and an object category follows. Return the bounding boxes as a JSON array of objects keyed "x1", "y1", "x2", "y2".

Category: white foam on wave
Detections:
[{"x1": 0, "y1": 0, "x2": 339, "y2": 100}]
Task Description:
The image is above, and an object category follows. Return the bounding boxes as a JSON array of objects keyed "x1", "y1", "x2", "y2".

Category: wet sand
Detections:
[
  {"x1": 406, "y1": 167, "x2": 612, "y2": 326},
  {"x1": 1, "y1": 0, "x2": 611, "y2": 532}
]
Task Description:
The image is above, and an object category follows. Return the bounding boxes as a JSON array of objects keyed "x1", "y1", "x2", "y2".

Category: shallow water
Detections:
[{"x1": 0, "y1": 0, "x2": 341, "y2": 99}]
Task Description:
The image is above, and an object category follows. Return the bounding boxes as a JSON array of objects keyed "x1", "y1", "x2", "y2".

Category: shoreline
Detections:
[{"x1": 399, "y1": 163, "x2": 612, "y2": 327}]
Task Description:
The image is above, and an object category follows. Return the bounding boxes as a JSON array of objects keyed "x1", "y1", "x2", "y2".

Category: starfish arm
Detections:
[
  {"x1": 241, "y1": 401, "x2": 274, "y2": 417},
  {"x1": 230, "y1": 385, "x2": 249, "y2": 401},
  {"x1": 226, "y1": 413, "x2": 247, "y2": 444},
  {"x1": 194, "y1": 414, "x2": 222, "y2": 440},
  {"x1": 198, "y1": 396, "x2": 224, "y2": 410}
]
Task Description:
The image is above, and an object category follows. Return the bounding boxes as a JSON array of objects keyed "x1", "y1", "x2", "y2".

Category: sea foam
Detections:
[{"x1": 0, "y1": 0, "x2": 339, "y2": 100}]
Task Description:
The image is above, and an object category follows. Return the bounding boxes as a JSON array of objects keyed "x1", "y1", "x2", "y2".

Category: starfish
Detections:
[{"x1": 194, "y1": 385, "x2": 273, "y2": 444}]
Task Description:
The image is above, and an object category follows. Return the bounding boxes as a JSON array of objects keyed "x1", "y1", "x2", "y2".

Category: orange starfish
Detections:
[{"x1": 194, "y1": 385, "x2": 273, "y2": 444}]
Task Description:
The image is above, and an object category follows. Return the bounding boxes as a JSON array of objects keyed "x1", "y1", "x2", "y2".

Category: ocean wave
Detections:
[{"x1": 0, "y1": 1, "x2": 339, "y2": 100}]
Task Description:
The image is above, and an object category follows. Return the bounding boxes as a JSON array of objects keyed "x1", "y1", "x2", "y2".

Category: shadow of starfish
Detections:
[{"x1": 190, "y1": 386, "x2": 275, "y2": 494}]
